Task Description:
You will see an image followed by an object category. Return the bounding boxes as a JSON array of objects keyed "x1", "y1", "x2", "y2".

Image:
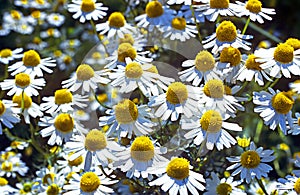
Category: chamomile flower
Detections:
[
  {"x1": 27, "y1": 37, "x2": 48, "y2": 51},
  {"x1": 67, "y1": 0, "x2": 108, "y2": 23},
  {"x1": 56, "y1": 151, "x2": 86, "y2": 174},
  {"x1": 16, "y1": 181, "x2": 36, "y2": 195},
  {"x1": 46, "y1": 13, "x2": 65, "y2": 27},
  {"x1": 290, "y1": 80, "x2": 300, "y2": 94},
  {"x1": 277, "y1": 175, "x2": 300, "y2": 194},
  {"x1": 99, "y1": 99, "x2": 156, "y2": 138},
  {"x1": 0, "y1": 157, "x2": 29, "y2": 178},
  {"x1": 179, "y1": 50, "x2": 220, "y2": 86},
  {"x1": 204, "y1": 172, "x2": 246, "y2": 195},
  {"x1": 149, "y1": 157, "x2": 206, "y2": 195},
  {"x1": 182, "y1": 109, "x2": 242, "y2": 150},
  {"x1": 0, "y1": 48, "x2": 23, "y2": 64},
  {"x1": 113, "y1": 136, "x2": 168, "y2": 179},
  {"x1": 30, "y1": 0, "x2": 51, "y2": 9},
  {"x1": 167, "y1": 0, "x2": 203, "y2": 5},
  {"x1": 249, "y1": 178, "x2": 279, "y2": 195},
  {"x1": 253, "y1": 88, "x2": 294, "y2": 134},
  {"x1": 0, "y1": 177, "x2": 18, "y2": 194},
  {"x1": 5, "y1": 140, "x2": 29, "y2": 151},
  {"x1": 40, "y1": 28, "x2": 61, "y2": 38},
  {"x1": 148, "y1": 82, "x2": 201, "y2": 121},
  {"x1": 96, "y1": 12, "x2": 136, "y2": 39},
  {"x1": 0, "y1": 99, "x2": 20, "y2": 135},
  {"x1": 255, "y1": 43, "x2": 300, "y2": 78},
  {"x1": 227, "y1": 142, "x2": 275, "y2": 184},
  {"x1": 288, "y1": 112, "x2": 300, "y2": 135},
  {"x1": 27, "y1": 10, "x2": 47, "y2": 26},
  {"x1": 0, "y1": 72, "x2": 46, "y2": 96},
  {"x1": 234, "y1": 0, "x2": 276, "y2": 24},
  {"x1": 8, "y1": 50, "x2": 56, "y2": 77},
  {"x1": 202, "y1": 20, "x2": 253, "y2": 54},
  {"x1": 62, "y1": 64, "x2": 110, "y2": 95}
]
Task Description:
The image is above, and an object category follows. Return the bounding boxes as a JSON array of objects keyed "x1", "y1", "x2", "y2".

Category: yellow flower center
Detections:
[
  {"x1": 145, "y1": 1, "x2": 164, "y2": 18},
  {"x1": 194, "y1": 50, "x2": 215, "y2": 72},
  {"x1": 119, "y1": 34, "x2": 135, "y2": 45},
  {"x1": 46, "y1": 184, "x2": 59, "y2": 195},
  {"x1": 47, "y1": 28, "x2": 55, "y2": 37},
  {"x1": 76, "y1": 64, "x2": 95, "y2": 81},
  {"x1": 0, "y1": 100, "x2": 6, "y2": 116},
  {"x1": 115, "y1": 99, "x2": 139, "y2": 124},
  {"x1": 53, "y1": 15, "x2": 60, "y2": 21},
  {"x1": 117, "y1": 43, "x2": 137, "y2": 62},
  {"x1": 237, "y1": 137, "x2": 251, "y2": 148},
  {"x1": 10, "y1": 141, "x2": 21, "y2": 148},
  {"x1": 68, "y1": 152, "x2": 83, "y2": 166},
  {"x1": 22, "y1": 50, "x2": 41, "y2": 67},
  {"x1": 171, "y1": 17, "x2": 186, "y2": 30},
  {"x1": 0, "y1": 177, "x2": 8, "y2": 186},
  {"x1": 108, "y1": 12, "x2": 126, "y2": 28},
  {"x1": 285, "y1": 38, "x2": 300, "y2": 50},
  {"x1": 273, "y1": 43, "x2": 294, "y2": 64},
  {"x1": 220, "y1": 47, "x2": 241, "y2": 67},
  {"x1": 91, "y1": 52, "x2": 102, "y2": 59},
  {"x1": 1, "y1": 151, "x2": 16, "y2": 161},
  {"x1": 36, "y1": 0, "x2": 45, "y2": 4},
  {"x1": 54, "y1": 89, "x2": 73, "y2": 105},
  {"x1": 240, "y1": 150, "x2": 260, "y2": 168},
  {"x1": 80, "y1": 0, "x2": 96, "y2": 13},
  {"x1": 0, "y1": 49, "x2": 12, "y2": 58},
  {"x1": 200, "y1": 110, "x2": 223, "y2": 133},
  {"x1": 33, "y1": 37, "x2": 42, "y2": 44},
  {"x1": 54, "y1": 113, "x2": 74, "y2": 133},
  {"x1": 203, "y1": 79, "x2": 224, "y2": 98},
  {"x1": 85, "y1": 129, "x2": 107, "y2": 151},
  {"x1": 271, "y1": 91, "x2": 294, "y2": 114},
  {"x1": 15, "y1": 73, "x2": 31, "y2": 88},
  {"x1": 130, "y1": 136, "x2": 155, "y2": 162},
  {"x1": 63, "y1": 56, "x2": 72, "y2": 65},
  {"x1": 11, "y1": 10, "x2": 21, "y2": 20},
  {"x1": 80, "y1": 172, "x2": 101, "y2": 193},
  {"x1": 245, "y1": 54, "x2": 262, "y2": 70},
  {"x1": 166, "y1": 158, "x2": 190, "y2": 180},
  {"x1": 146, "y1": 64, "x2": 159, "y2": 74},
  {"x1": 43, "y1": 173, "x2": 55, "y2": 185},
  {"x1": 1, "y1": 162, "x2": 13, "y2": 172},
  {"x1": 294, "y1": 178, "x2": 300, "y2": 194},
  {"x1": 216, "y1": 183, "x2": 233, "y2": 195},
  {"x1": 12, "y1": 93, "x2": 32, "y2": 109},
  {"x1": 210, "y1": 0, "x2": 229, "y2": 9},
  {"x1": 223, "y1": 85, "x2": 232, "y2": 95},
  {"x1": 125, "y1": 62, "x2": 143, "y2": 79},
  {"x1": 97, "y1": 93, "x2": 108, "y2": 103},
  {"x1": 216, "y1": 21, "x2": 237, "y2": 42},
  {"x1": 166, "y1": 82, "x2": 188, "y2": 105},
  {"x1": 245, "y1": 0, "x2": 262, "y2": 13},
  {"x1": 31, "y1": 10, "x2": 41, "y2": 19}
]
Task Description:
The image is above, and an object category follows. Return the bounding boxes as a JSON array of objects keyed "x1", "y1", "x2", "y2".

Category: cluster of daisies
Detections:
[{"x1": 0, "y1": 0, "x2": 300, "y2": 194}]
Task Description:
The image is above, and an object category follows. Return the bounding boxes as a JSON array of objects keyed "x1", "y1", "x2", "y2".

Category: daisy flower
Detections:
[
  {"x1": 277, "y1": 175, "x2": 300, "y2": 194},
  {"x1": 288, "y1": 112, "x2": 300, "y2": 135},
  {"x1": 0, "y1": 72, "x2": 46, "y2": 96},
  {"x1": 5, "y1": 140, "x2": 29, "y2": 151},
  {"x1": 99, "y1": 99, "x2": 156, "y2": 138},
  {"x1": 167, "y1": 0, "x2": 204, "y2": 5},
  {"x1": 148, "y1": 82, "x2": 201, "y2": 121},
  {"x1": 149, "y1": 157, "x2": 206, "y2": 195},
  {"x1": 113, "y1": 136, "x2": 168, "y2": 179},
  {"x1": 27, "y1": 10, "x2": 47, "y2": 26},
  {"x1": 234, "y1": 0, "x2": 276, "y2": 24},
  {"x1": 62, "y1": 64, "x2": 110, "y2": 95},
  {"x1": 182, "y1": 109, "x2": 242, "y2": 150},
  {"x1": 96, "y1": 12, "x2": 136, "y2": 39},
  {"x1": 0, "y1": 177, "x2": 18, "y2": 194},
  {"x1": 64, "y1": 129, "x2": 123, "y2": 171},
  {"x1": 16, "y1": 181, "x2": 36, "y2": 195},
  {"x1": 63, "y1": 168, "x2": 118, "y2": 195},
  {"x1": 30, "y1": 0, "x2": 51, "y2": 9},
  {"x1": 0, "y1": 99, "x2": 20, "y2": 135},
  {"x1": 8, "y1": 49, "x2": 56, "y2": 77},
  {"x1": 253, "y1": 88, "x2": 294, "y2": 134},
  {"x1": 56, "y1": 151, "x2": 86, "y2": 174},
  {"x1": 249, "y1": 178, "x2": 279, "y2": 195},
  {"x1": 255, "y1": 43, "x2": 300, "y2": 78},
  {"x1": 226, "y1": 142, "x2": 275, "y2": 184},
  {"x1": 202, "y1": 20, "x2": 253, "y2": 54},
  {"x1": 0, "y1": 48, "x2": 23, "y2": 64},
  {"x1": 40, "y1": 28, "x2": 61, "y2": 39},
  {"x1": 0, "y1": 157, "x2": 28, "y2": 178},
  {"x1": 289, "y1": 80, "x2": 300, "y2": 94},
  {"x1": 67, "y1": 0, "x2": 108, "y2": 23},
  {"x1": 204, "y1": 172, "x2": 246, "y2": 195},
  {"x1": 46, "y1": 13, "x2": 65, "y2": 27}
]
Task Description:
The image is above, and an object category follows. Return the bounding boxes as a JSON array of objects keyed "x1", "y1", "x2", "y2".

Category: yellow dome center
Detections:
[
  {"x1": 76, "y1": 64, "x2": 95, "y2": 81},
  {"x1": 166, "y1": 157, "x2": 190, "y2": 180},
  {"x1": 15, "y1": 73, "x2": 31, "y2": 88},
  {"x1": 146, "y1": 64, "x2": 159, "y2": 74},
  {"x1": 108, "y1": 12, "x2": 126, "y2": 28},
  {"x1": 1, "y1": 162, "x2": 13, "y2": 172},
  {"x1": 171, "y1": 17, "x2": 186, "y2": 30},
  {"x1": 203, "y1": 79, "x2": 224, "y2": 98},
  {"x1": 42, "y1": 173, "x2": 55, "y2": 185},
  {"x1": 130, "y1": 136, "x2": 155, "y2": 162},
  {"x1": 85, "y1": 129, "x2": 107, "y2": 151},
  {"x1": 11, "y1": 10, "x2": 21, "y2": 20},
  {"x1": 22, "y1": 50, "x2": 41, "y2": 67},
  {"x1": 31, "y1": 10, "x2": 41, "y2": 19},
  {"x1": 117, "y1": 43, "x2": 137, "y2": 62},
  {"x1": 115, "y1": 99, "x2": 139, "y2": 124},
  {"x1": 80, "y1": 172, "x2": 101, "y2": 193},
  {"x1": 119, "y1": 34, "x2": 135, "y2": 45},
  {"x1": 245, "y1": 0, "x2": 262, "y2": 13},
  {"x1": 200, "y1": 110, "x2": 223, "y2": 133},
  {"x1": 285, "y1": 38, "x2": 300, "y2": 50},
  {"x1": 216, "y1": 183, "x2": 232, "y2": 195},
  {"x1": 245, "y1": 54, "x2": 262, "y2": 70},
  {"x1": 46, "y1": 184, "x2": 59, "y2": 195},
  {"x1": 125, "y1": 62, "x2": 143, "y2": 79},
  {"x1": 0, "y1": 101, "x2": 6, "y2": 116},
  {"x1": 0, "y1": 49, "x2": 12, "y2": 58},
  {"x1": 97, "y1": 93, "x2": 108, "y2": 103},
  {"x1": 220, "y1": 47, "x2": 241, "y2": 67},
  {"x1": 271, "y1": 91, "x2": 294, "y2": 114},
  {"x1": 12, "y1": 93, "x2": 32, "y2": 109},
  {"x1": 54, "y1": 113, "x2": 74, "y2": 133},
  {"x1": 240, "y1": 150, "x2": 260, "y2": 168},
  {"x1": 63, "y1": 56, "x2": 72, "y2": 65},
  {"x1": 237, "y1": 137, "x2": 251, "y2": 148},
  {"x1": 273, "y1": 43, "x2": 294, "y2": 64},
  {"x1": 146, "y1": 1, "x2": 164, "y2": 18},
  {"x1": 216, "y1": 21, "x2": 237, "y2": 42},
  {"x1": 54, "y1": 89, "x2": 73, "y2": 105},
  {"x1": 294, "y1": 178, "x2": 300, "y2": 194},
  {"x1": 194, "y1": 50, "x2": 215, "y2": 72},
  {"x1": 166, "y1": 82, "x2": 188, "y2": 105},
  {"x1": 210, "y1": 0, "x2": 229, "y2": 9},
  {"x1": 81, "y1": 0, "x2": 95, "y2": 13},
  {"x1": 0, "y1": 177, "x2": 8, "y2": 186},
  {"x1": 91, "y1": 52, "x2": 102, "y2": 60},
  {"x1": 68, "y1": 152, "x2": 83, "y2": 166}
]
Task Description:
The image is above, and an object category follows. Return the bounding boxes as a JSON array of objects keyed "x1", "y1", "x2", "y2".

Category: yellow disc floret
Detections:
[
  {"x1": 285, "y1": 38, "x2": 300, "y2": 50},
  {"x1": 125, "y1": 62, "x2": 143, "y2": 79},
  {"x1": 130, "y1": 136, "x2": 155, "y2": 162},
  {"x1": 194, "y1": 50, "x2": 215, "y2": 72},
  {"x1": 11, "y1": 10, "x2": 21, "y2": 20},
  {"x1": 0, "y1": 100, "x2": 6, "y2": 116},
  {"x1": 200, "y1": 110, "x2": 223, "y2": 133},
  {"x1": 54, "y1": 89, "x2": 73, "y2": 105},
  {"x1": 216, "y1": 21, "x2": 237, "y2": 42},
  {"x1": 0, "y1": 177, "x2": 8, "y2": 186},
  {"x1": 203, "y1": 79, "x2": 224, "y2": 98},
  {"x1": 68, "y1": 152, "x2": 83, "y2": 166},
  {"x1": 12, "y1": 93, "x2": 32, "y2": 109},
  {"x1": 166, "y1": 82, "x2": 188, "y2": 105},
  {"x1": 80, "y1": 0, "x2": 95, "y2": 13},
  {"x1": 1, "y1": 162, "x2": 13, "y2": 172},
  {"x1": 76, "y1": 64, "x2": 95, "y2": 81},
  {"x1": 115, "y1": 99, "x2": 138, "y2": 124},
  {"x1": 119, "y1": 34, "x2": 135, "y2": 45},
  {"x1": 22, "y1": 50, "x2": 41, "y2": 67},
  {"x1": 117, "y1": 43, "x2": 137, "y2": 62},
  {"x1": 0, "y1": 49, "x2": 12, "y2": 58},
  {"x1": 245, "y1": 54, "x2": 262, "y2": 70},
  {"x1": 166, "y1": 157, "x2": 190, "y2": 180},
  {"x1": 146, "y1": 64, "x2": 159, "y2": 74},
  {"x1": 145, "y1": 1, "x2": 164, "y2": 18},
  {"x1": 240, "y1": 150, "x2": 260, "y2": 168},
  {"x1": 85, "y1": 129, "x2": 107, "y2": 151},
  {"x1": 54, "y1": 113, "x2": 74, "y2": 133},
  {"x1": 237, "y1": 137, "x2": 251, "y2": 148},
  {"x1": 171, "y1": 17, "x2": 186, "y2": 30},
  {"x1": 42, "y1": 173, "x2": 55, "y2": 185},
  {"x1": 220, "y1": 47, "x2": 241, "y2": 67},
  {"x1": 46, "y1": 184, "x2": 59, "y2": 195},
  {"x1": 210, "y1": 0, "x2": 229, "y2": 8},
  {"x1": 245, "y1": 0, "x2": 262, "y2": 13},
  {"x1": 271, "y1": 91, "x2": 294, "y2": 114},
  {"x1": 108, "y1": 12, "x2": 126, "y2": 28},
  {"x1": 216, "y1": 183, "x2": 233, "y2": 195},
  {"x1": 15, "y1": 73, "x2": 31, "y2": 88},
  {"x1": 273, "y1": 43, "x2": 294, "y2": 64},
  {"x1": 80, "y1": 172, "x2": 101, "y2": 192},
  {"x1": 294, "y1": 178, "x2": 300, "y2": 194}
]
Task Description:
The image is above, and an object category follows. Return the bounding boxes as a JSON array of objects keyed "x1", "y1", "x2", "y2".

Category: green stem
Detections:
[
  {"x1": 256, "y1": 178, "x2": 269, "y2": 195},
  {"x1": 190, "y1": 5, "x2": 202, "y2": 42},
  {"x1": 29, "y1": 123, "x2": 47, "y2": 157},
  {"x1": 269, "y1": 77, "x2": 280, "y2": 88},
  {"x1": 254, "y1": 119, "x2": 263, "y2": 143},
  {"x1": 242, "y1": 17, "x2": 251, "y2": 35},
  {"x1": 94, "y1": 93, "x2": 112, "y2": 109},
  {"x1": 90, "y1": 20, "x2": 109, "y2": 55}
]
